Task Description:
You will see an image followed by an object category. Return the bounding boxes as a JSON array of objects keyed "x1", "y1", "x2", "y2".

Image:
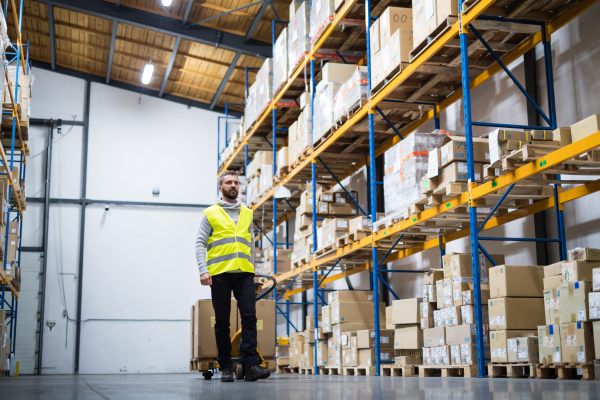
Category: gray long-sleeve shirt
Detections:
[{"x1": 196, "y1": 197, "x2": 255, "y2": 275}]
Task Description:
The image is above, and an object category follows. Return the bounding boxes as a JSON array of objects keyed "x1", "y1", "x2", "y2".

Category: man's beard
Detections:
[{"x1": 223, "y1": 189, "x2": 238, "y2": 201}]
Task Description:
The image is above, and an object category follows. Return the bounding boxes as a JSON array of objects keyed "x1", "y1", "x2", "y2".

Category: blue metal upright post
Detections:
[
  {"x1": 459, "y1": 0, "x2": 485, "y2": 377},
  {"x1": 364, "y1": 0, "x2": 381, "y2": 376},
  {"x1": 310, "y1": 55, "x2": 319, "y2": 375}
]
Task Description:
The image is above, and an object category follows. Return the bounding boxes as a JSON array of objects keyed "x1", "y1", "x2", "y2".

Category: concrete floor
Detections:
[{"x1": 1, "y1": 373, "x2": 599, "y2": 400}]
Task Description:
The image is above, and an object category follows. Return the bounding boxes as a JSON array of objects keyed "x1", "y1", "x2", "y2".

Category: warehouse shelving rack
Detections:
[
  {"x1": 0, "y1": 0, "x2": 30, "y2": 376},
  {"x1": 217, "y1": 0, "x2": 600, "y2": 377}
]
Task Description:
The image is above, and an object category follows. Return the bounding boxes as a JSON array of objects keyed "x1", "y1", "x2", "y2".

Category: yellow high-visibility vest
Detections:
[{"x1": 203, "y1": 204, "x2": 254, "y2": 276}]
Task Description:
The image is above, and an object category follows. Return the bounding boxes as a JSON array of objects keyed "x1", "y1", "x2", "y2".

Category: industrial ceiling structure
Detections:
[{"x1": 8, "y1": 0, "x2": 290, "y2": 114}]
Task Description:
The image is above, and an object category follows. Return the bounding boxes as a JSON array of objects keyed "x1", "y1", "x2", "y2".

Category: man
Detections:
[{"x1": 196, "y1": 171, "x2": 271, "y2": 382}]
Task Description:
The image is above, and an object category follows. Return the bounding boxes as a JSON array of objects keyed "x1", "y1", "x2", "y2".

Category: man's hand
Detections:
[{"x1": 200, "y1": 273, "x2": 212, "y2": 286}]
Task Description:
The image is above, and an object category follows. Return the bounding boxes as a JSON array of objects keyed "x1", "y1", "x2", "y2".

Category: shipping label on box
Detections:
[{"x1": 590, "y1": 292, "x2": 600, "y2": 320}]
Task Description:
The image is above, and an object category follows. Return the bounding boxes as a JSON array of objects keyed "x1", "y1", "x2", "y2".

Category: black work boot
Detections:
[
  {"x1": 221, "y1": 366, "x2": 234, "y2": 382},
  {"x1": 244, "y1": 364, "x2": 271, "y2": 381}
]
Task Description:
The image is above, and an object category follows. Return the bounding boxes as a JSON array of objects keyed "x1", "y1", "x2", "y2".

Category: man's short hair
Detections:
[{"x1": 219, "y1": 171, "x2": 239, "y2": 186}]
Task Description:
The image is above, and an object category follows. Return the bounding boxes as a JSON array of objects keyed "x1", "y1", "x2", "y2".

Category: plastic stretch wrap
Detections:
[
  {"x1": 244, "y1": 59, "x2": 273, "y2": 132},
  {"x1": 273, "y1": 28, "x2": 288, "y2": 94},
  {"x1": 0, "y1": 8, "x2": 9, "y2": 48},
  {"x1": 297, "y1": 103, "x2": 313, "y2": 152},
  {"x1": 332, "y1": 81, "x2": 347, "y2": 124},
  {"x1": 313, "y1": 80, "x2": 341, "y2": 144},
  {"x1": 288, "y1": 2, "x2": 311, "y2": 76},
  {"x1": 383, "y1": 130, "x2": 449, "y2": 216},
  {"x1": 310, "y1": 0, "x2": 335, "y2": 45},
  {"x1": 340, "y1": 67, "x2": 368, "y2": 121}
]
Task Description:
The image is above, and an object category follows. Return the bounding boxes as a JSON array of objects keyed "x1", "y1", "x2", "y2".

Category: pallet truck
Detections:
[{"x1": 202, "y1": 273, "x2": 277, "y2": 380}]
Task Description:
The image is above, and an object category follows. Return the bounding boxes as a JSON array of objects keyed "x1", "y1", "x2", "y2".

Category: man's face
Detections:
[{"x1": 219, "y1": 175, "x2": 239, "y2": 201}]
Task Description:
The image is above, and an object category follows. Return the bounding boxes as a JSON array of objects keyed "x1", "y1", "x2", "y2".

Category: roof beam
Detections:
[
  {"x1": 210, "y1": 51, "x2": 240, "y2": 109},
  {"x1": 187, "y1": 1, "x2": 262, "y2": 28},
  {"x1": 36, "y1": 0, "x2": 271, "y2": 58},
  {"x1": 115, "y1": 0, "x2": 121, "y2": 11},
  {"x1": 182, "y1": 0, "x2": 194, "y2": 24},
  {"x1": 244, "y1": 0, "x2": 272, "y2": 44},
  {"x1": 105, "y1": 21, "x2": 118, "y2": 84},
  {"x1": 48, "y1": 4, "x2": 56, "y2": 70},
  {"x1": 159, "y1": 35, "x2": 181, "y2": 96}
]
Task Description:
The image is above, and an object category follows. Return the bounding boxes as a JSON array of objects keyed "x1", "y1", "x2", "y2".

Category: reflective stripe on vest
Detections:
[{"x1": 203, "y1": 204, "x2": 254, "y2": 276}]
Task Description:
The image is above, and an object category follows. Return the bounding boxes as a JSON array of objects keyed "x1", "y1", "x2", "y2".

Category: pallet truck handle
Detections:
[{"x1": 254, "y1": 274, "x2": 277, "y2": 300}]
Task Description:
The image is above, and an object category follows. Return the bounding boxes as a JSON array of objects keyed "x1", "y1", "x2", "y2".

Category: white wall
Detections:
[{"x1": 25, "y1": 68, "x2": 221, "y2": 374}]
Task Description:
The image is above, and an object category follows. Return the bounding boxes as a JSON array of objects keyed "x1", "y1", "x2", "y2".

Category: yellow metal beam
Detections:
[{"x1": 284, "y1": 263, "x2": 370, "y2": 299}]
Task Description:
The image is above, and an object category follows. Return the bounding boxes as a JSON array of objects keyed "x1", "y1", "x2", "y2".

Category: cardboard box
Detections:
[
  {"x1": 590, "y1": 292, "x2": 600, "y2": 320},
  {"x1": 371, "y1": 50, "x2": 384, "y2": 89},
  {"x1": 436, "y1": 0, "x2": 457, "y2": 24},
  {"x1": 489, "y1": 330, "x2": 537, "y2": 363},
  {"x1": 450, "y1": 253, "x2": 504, "y2": 280},
  {"x1": 433, "y1": 345, "x2": 451, "y2": 365},
  {"x1": 420, "y1": 301, "x2": 436, "y2": 319},
  {"x1": 341, "y1": 331, "x2": 357, "y2": 349},
  {"x1": 544, "y1": 288, "x2": 560, "y2": 325},
  {"x1": 322, "y1": 305, "x2": 332, "y2": 333},
  {"x1": 551, "y1": 127, "x2": 572, "y2": 146},
  {"x1": 413, "y1": 5, "x2": 426, "y2": 44},
  {"x1": 342, "y1": 348, "x2": 358, "y2": 367},
  {"x1": 439, "y1": 136, "x2": 490, "y2": 168},
  {"x1": 193, "y1": 299, "x2": 238, "y2": 358},
  {"x1": 356, "y1": 329, "x2": 394, "y2": 349},
  {"x1": 568, "y1": 247, "x2": 600, "y2": 262},
  {"x1": 442, "y1": 253, "x2": 455, "y2": 278},
  {"x1": 358, "y1": 349, "x2": 395, "y2": 366},
  {"x1": 559, "y1": 281, "x2": 593, "y2": 323},
  {"x1": 370, "y1": 19, "x2": 380, "y2": 56},
  {"x1": 422, "y1": 0, "x2": 437, "y2": 38},
  {"x1": 595, "y1": 268, "x2": 600, "y2": 291},
  {"x1": 379, "y1": 7, "x2": 412, "y2": 46},
  {"x1": 489, "y1": 265, "x2": 545, "y2": 298},
  {"x1": 329, "y1": 290, "x2": 374, "y2": 303},
  {"x1": 423, "y1": 326, "x2": 445, "y2": 347},
  {"x1": 560, "y1": 322, "x2": 595, "y2": 363},
  {"x1": 331, "y1": 302, "x2": 384, "y2": 324},
  {"x1": 543, "y1": 275, "x2": 565, "y2": 291},
  {"x1": 562, "y1": 260, "x2": 597, "y2": 283},
  {"x1": 328, "y1": 203, "x2": 358, "y2": 216},
  {"x1": 421, "y1": 316, "x2": 435, "y2": 329},
  {"x1": 424, "y1": 270, "x2": 444, "y2": 285},
  {"x1": 349, "y1": 216, "x2": 372, "y2": 233},
  {"x1": 570, "y1": 114, "x2": 600, "y2": 142},
  {"x1": 391, "y1": 298, "x2": 422, "y2": 324},
  {"x1": 460, "y1": 304, "x2": 489, "y2": 325},
  {"x1": 507, "y1": 337, "x2": 539, "y2": 363},
  {"x1": 322, "y1": 63, "x2": 359, "y2": 84},
  {"x1": 461, "y1": 285, "x2": 491, "y2": 306},
  {"x1": 436, "y1": 280, "x2": 444, "y2": 309},
  {"x1": 538, "y1": 324, "x2": 561, "y2": 363},
  {"x1": 443, "y1": 278, "x2": 453, "y2": 307},
  {"x1": 255, "y1": 300, "x2": 276, "y2": 357},
  {"x1": 544, "y1": 262, "x2": 563, "y2": 278},
  {"x1": 190, "y1": 305, "x2": 195, "y2": 357},
  {"x1": 437, "y1": 162, "x2": 483, "y2": 186},
  {"x1": 593, "y1": 321, "x2": 600, "y2": 360},
  {"x1": 384, "y1": 29, "x2": 412, "y2": 77},
  {"x1": 443, "y1": 306, "x2": 462, "y2": 327},
  {"x1": 385, "y1": 306, "x2": 394, "y2": 330},
  {"x1": 332, "y1": 323, "x2": 376, "y2": 346},
  {"x1": 394, "y1": 355, "x2": 421, "y2": 365},
  {"x1": 394, "y1": 325, "x2": 423, "y2": 349},
  {"x1": 318, "y1": 218, "x2": 349, "y2": 249},
  {"x1": 488, "y1": 297, "x2": 545, "y2": 330}
]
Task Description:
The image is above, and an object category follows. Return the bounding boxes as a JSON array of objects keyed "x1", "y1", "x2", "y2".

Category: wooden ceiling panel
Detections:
[{"x1": 102, "y1": 0, "x2": 189, "y2": 19}]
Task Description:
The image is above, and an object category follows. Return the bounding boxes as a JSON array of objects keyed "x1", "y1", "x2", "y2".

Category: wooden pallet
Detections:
[
  {"x1": 380, "y1": 364, "x2": 419, "y2": 377},
  {"x1": 321, "y1": 366, "x2": 343, "y2": 375},
  {"x1": 419, "y1": 364, "x2": 478, "y2": 377},
  {"x1": 536, "y1": 362, "x2": 596, "y2": 380},
  {"x1": 277, "y1": 365, "x2": 298, "y2": 374},
  {"x1": 291, "y1": 254, "x2": 313, "y2": 269},
  {"x1": 342, "y1": 366, "x2": 377, "y2": 376},
  {"x1": 0, "y1": 370, "x2": 8, "y2": 377},
  {"x1": 488, "y1": 363, "x2": 536, "y2": 378},
  {"x1": 337, "y1": 230, "x2": 370, "y2": 247},
  {"x1": 315, "y1": 242, "x2": 340, "y2": 259},
  {"x1": 313, "y1": 127, "x2": 335, "y2": 151},
  {"x1": 299, "y1": 367, "x2": 315, "y2": 375}
]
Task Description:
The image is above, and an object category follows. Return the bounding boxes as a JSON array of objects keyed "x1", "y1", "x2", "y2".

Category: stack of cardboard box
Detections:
[
  {"x1": 370, "y1": 7, "x2": 413, "y2": 89},
  {"x1": 538, "y1": 247, "x2": 599, "y2": 363},
  {"x1": 317, "y1": 290, "x2": 389, "y2": 369},
  {"x1": 262, "y1": 248, "x2": 293, "y2": 275},
  {"x1": 488, "y1": 265, "x2": 545, "y2": 363},
  {"x1": 189, "y1": 299, "x2": 276, "y2": 363},
  {"x1": 246, "y1": 151, "x2": 274, "y2": 205},
  {"x1": 392, "y1": 298, "x2": 424, "y2": 365},
  {"x1": 289, "y1": 331, "x2": 305, "y2": 367},
  {"x1": 0, "y1": 310, "x2": 10, "y2": 373},
  {"x1": 3, "y1": 65, "x2": 31, "y2": 142},
  {"x1": 244, "y1": 59, "x2": 273, "y2": 133},
  {"x1": 421, "y1": 252, "x2": 499, "y2": 366},
  {"x1": 412, "y1": 0, "x2": 458, "y2": 46}
]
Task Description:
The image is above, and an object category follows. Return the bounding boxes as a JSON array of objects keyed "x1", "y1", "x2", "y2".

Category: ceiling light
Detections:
[
  {"x1": 161, "y1": 0, "x2": 173, "y2": 6},
  {"x1": 141, "y1": 63, "x2": 154, "y2": 85}
]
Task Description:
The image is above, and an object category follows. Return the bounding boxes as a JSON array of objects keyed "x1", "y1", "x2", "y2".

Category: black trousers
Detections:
[{"x1": 210, "y1": 272, "x2": 259, "y2": 369}]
